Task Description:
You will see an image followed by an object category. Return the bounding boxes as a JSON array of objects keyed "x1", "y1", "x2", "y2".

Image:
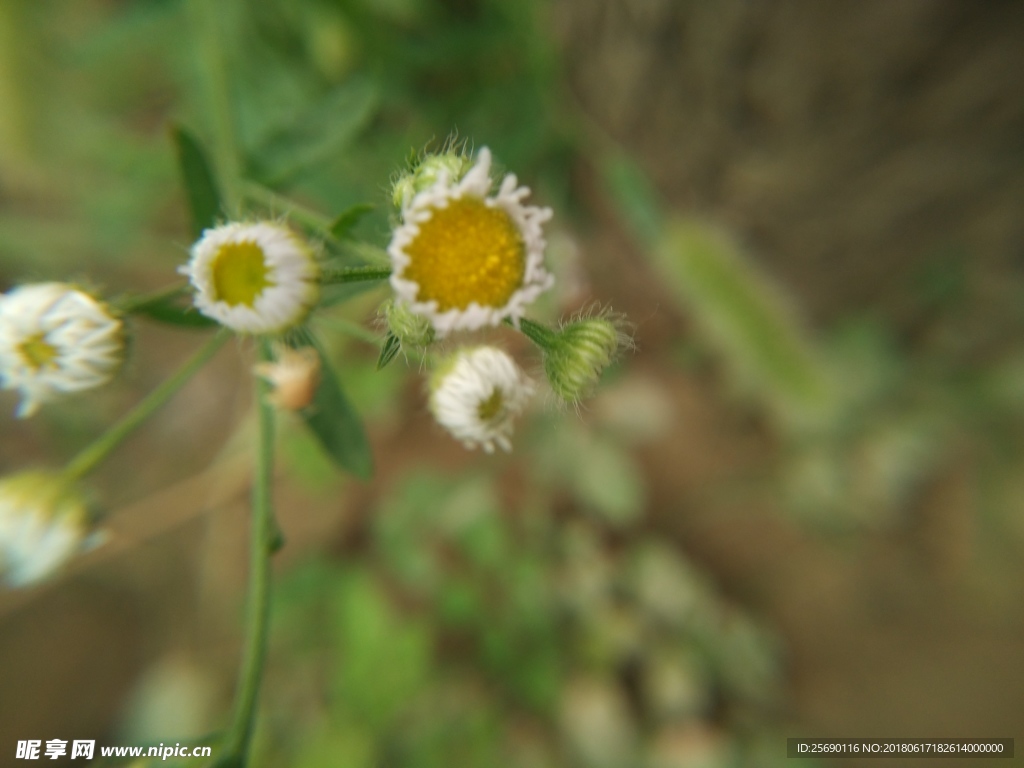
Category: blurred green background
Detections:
[{"x1": 1, "y1": 1, "x2": 1023, "y2": 766}]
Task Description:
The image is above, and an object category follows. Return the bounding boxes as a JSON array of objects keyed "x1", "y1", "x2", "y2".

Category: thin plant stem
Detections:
[
  {"x1": 112, "y1": 283, "x2": 189, "y2": 314},
  {"x1": 241, "y1": 182, "x2": 336, "y2": 234},
  {"x1": 63, "y1": 330, "x2": 229, "y2": 482},
  {"x1": 217, "y1": 338, "x2": 277, "y2": 768},
  {"x1": 507, "y1": 316, "x2": 558, "y2": 350},
  {"x1": 319, "y1": 265, "x2": 392, "y2": 285},
  {"x1": 314, "y1": 314, "x2": 380, "y2": 345}
]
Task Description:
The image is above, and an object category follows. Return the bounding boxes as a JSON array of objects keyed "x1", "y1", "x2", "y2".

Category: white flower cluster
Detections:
[{"x1": 386, "y1": 147, "x2": 563, "y2": 452}]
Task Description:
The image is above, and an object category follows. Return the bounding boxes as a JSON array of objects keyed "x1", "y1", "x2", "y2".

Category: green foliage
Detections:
[
  {"x1": 600, "y1": 152, "x2": 665, "y2": 247},
  {"x1": 263, "y1": 468, "x2": 785, "y2": 767},
  {"x1": 331, "y1": 572, "x2": 433, "y2": 730},
  {"x1": 655, "y1": 220, "x2": 833, "y2": 430},
  {"x1": 172, "y1": 124, "x2": 225, "y2": 238},
  {"x1": 125, "y1": 291, "x2": 219, "y2": 330},
  {"x1": 244, "y1": 78, "x2": 379, "y2": 187},
  {"x1": 288, "y1": 328, "x2": 374, "y2": 479},
  {"x1": 375, "y1": 332, "x2": 401, "y2": 370},
  {"x1": 533, "y1": 421, "x2": 646, "y2": 528},
  {"x1": 329, "y1": 204, "x2": 376, "y2": 241}
]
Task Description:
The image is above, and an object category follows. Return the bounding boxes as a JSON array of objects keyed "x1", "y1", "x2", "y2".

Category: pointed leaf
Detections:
[
  {"x1": 246, "y1": 79, "x2": 378, "y2": 186},
  {"x1": 600, "y1": 152, "x2": 664, "y2": 247},
  {"x1": 376, "y1": 333, "x2": 401, "y2": 370},
  {"x1": 171, "y1": 124, "x2": 224, "y2": 238},
  {"x1": 655, "y1": 220, "x2": 833, "y2": 428},
  {"x1": 131, "y1": 295, "x2": 218, "y2": 329},
  {"x1": 317, "y1": 279, "x2": 387, "y2": 309},
  {"x1": 290, "y1": 329, "x2": 374, "y2": 479},
  {"x1": 329, "y1": 204, "x2": 375, "y2": 241}
]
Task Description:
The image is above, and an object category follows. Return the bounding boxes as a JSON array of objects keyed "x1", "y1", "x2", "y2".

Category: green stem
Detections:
[
  {"x1": 241, "y1": 182, "x2": 335, "y2": 234},
  {"x1": 319, "y1": 265, "x2": 392, "y2": 285},
  {"x1": 218, "y1": 339, "x2": 277, "y2": 768},
  {"x1": 63, "y1": 330, "x2": 229, "y2": 482},
  {"x1": 112, "y1": 283, "x2": 189, "y2": 314},
  {"x1": 508, "y1": 316, "x2": 558, "y2": 350},
  {"x1": 314, "y1": 314, "x2": 380, "y2": 345}
]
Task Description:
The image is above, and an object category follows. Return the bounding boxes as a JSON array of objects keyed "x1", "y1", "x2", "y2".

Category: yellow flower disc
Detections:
[
  {"x1": 211, "y1": 241, "x2": 275, "y2": 307},
  {"x1": 18, "y1": 334, "x2": 58, "y2": 371},
  {"x1": 476, "y1": 389, "x2": 505, "y2": 422},
  {"x1": 403, "y1": 198, "x2": 525, "y2": 312}
]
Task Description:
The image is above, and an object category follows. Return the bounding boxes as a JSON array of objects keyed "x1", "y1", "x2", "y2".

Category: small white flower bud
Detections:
[
  {"x1": 428, "y1": 346, "x2": 533, "y2": 453},
  {"x1": 0, "y1": 471, "x2": 96, "y2": 587},
  {"x1": 0, "y1": 283, "x2": 124, "y2": 418},
  {"x1": 381, "y1": 299, "x2": 435, "y2": 350},
  {"x1": 253, "y1": 346, "x2": 321, "y2": 411},
  {"x1": 391, "y1": 151, "x2": 474, "y2": 211}
]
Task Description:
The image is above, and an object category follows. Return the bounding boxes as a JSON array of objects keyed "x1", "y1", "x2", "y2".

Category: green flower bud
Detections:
[
  {"x1": 542, "y1": 315, "x2": 629, "y2": 404},
  {"x1": 391, "y1": 151, "x2": 474, "y2": 211},
  {"x1": 382, "y1": 299, "x2": 435, "y2": 350}
]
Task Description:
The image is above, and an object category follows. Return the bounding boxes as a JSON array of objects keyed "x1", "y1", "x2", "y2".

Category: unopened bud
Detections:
[
  {"x1": 391, "y1": 151, "x2": 473, "y2": 211},
  {"x1": 0, "y1": 471, "x2": 95, "y2": 587},
  {"x1": 254, "y1": 346, "x2": 321, "y2": 411},
  {"x1": 382, "y1": 299, "x2": 435, "y2": 350},
  {"x1": 543, "y1": 315, "x2": 629, "y2": 404}
]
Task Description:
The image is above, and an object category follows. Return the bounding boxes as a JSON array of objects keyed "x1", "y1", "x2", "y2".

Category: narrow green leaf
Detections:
[
  {"x1": 171, "y1": 124, "x2": 224, "y2": 238},
  {"x1": 655, "y1": 219, "x2": 833, "y2": 428},
  {"x1": 329, "y1": 203, "x2": 375, "y2": 241},
  {"x1": 246, "y1": 79, "x2": 378, "y2": 186},
  {"x1": 317, "y1": 280, "x2": 387, "y2": 309},
  {"x1": 376, "y1": 333, "x2": 401, "y2": 370},
  {"x1": 600, "y1": 151, "x2": 664, "y2": 247},
  {"x1": 290, "y1": 329, "x2": 374, "y2": 479},
  {"x1": 131, "y1": 294, "x2": 218, "y2": 329}
]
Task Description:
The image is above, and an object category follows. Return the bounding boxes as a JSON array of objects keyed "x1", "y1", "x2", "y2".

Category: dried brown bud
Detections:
[{"x1": 253, "y1": 347, "x2": 321, "y2": 411}]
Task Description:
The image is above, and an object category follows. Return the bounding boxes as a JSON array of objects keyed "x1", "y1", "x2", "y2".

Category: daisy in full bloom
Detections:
[
  {"x1": 0, "y1": 283, "x2": 124, "y2": 418},
  {"x1": 181, "y1": 222, "x2": 320, "y2": 334},
  {"x1": 0, "y1": 471, "x2": 95, "y2": 587},
  {"x1": 389, "y1": 147, "x2": 554, "y2": 336},
  {"x1": 428, "y1": 346, "x2": 534, "y2": 453}
]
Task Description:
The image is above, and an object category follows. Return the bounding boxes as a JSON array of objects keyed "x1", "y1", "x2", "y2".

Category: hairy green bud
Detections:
[
  {"x1": 391, "y1": 151, "x2": 474, "y2": 211},
  {"x1": 543, "y1": 315, "x2": 629, "y2": 404},
  {"x1": 382, "y1": 299, "x2": 435, "y2": 350}
]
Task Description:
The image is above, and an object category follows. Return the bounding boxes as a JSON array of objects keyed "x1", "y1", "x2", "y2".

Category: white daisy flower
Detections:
[
  {"x1": 0, "y1": 283, "x2": 124, "y2": 418},
  {"x1": 389, "y1": 147, "x2": 554, "y2": 336},
  {"x1": 428, "y1": 346, "x2": 534, "y2": 453},
  {"x1": 0, "y1": 471, "x2": 93, "y2": 587},
  {"x1": 181, "y1": 222, "x2": 320, "y2": 334}
]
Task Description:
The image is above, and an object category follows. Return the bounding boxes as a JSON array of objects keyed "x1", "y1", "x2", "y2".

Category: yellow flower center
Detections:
[
  {"x1": 211, "y1": 240, "x2": 274, "y2": 307},
  {"x1": 477, "y1": 389, "x2": 505, "y2": 423},
  {"x1": 403, "y1": 197, "x2": 525, "y2": 312},
  {"x1": 18, "y1": 333, "x2": 58, "y2": 371}
]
